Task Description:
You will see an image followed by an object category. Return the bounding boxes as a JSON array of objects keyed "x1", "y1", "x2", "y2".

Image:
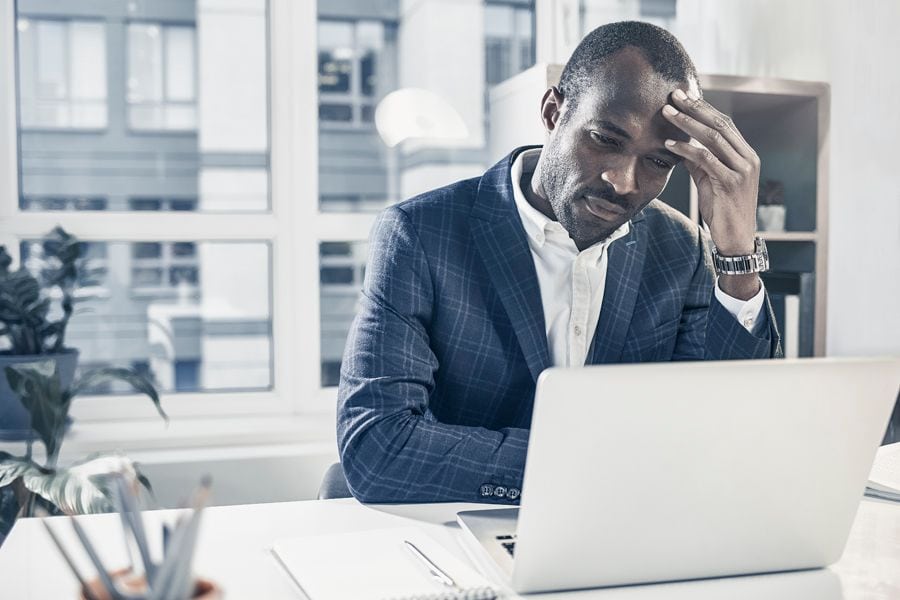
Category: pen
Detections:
[
  {"x1": 404, "y1": 540, "x2": 457, "y2": 588},
  {"x1": 38, "y1": 513, "x2": 102, "y2": 600}
]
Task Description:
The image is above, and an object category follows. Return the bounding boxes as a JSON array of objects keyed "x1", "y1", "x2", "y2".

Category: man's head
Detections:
[{"x1": 530, "y1": 21, "x2": 701, "y2": 249}]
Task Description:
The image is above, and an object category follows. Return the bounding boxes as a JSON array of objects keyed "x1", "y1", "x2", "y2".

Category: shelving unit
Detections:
[
  {"x1": 659, "y1": 75, "x2": 829, "y2": 356},
  {"x1": 489, "y1": 66, "x2": 830, "y2": 357}
]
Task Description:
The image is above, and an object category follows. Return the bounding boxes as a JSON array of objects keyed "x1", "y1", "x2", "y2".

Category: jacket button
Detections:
[
  {"x1": 480, "y1": 484, "x2": 494, "y2": 497},
  {"x1": 506, "y1": 487, "x2": 521, "y2": 501},
  {"x1": 493, "y1": 486, "x2": 507, "y2": 497}
]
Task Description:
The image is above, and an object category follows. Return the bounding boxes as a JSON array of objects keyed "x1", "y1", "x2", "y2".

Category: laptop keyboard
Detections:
[{"x1": 496, "y1": 534, "x2": 516, "y2": 556}]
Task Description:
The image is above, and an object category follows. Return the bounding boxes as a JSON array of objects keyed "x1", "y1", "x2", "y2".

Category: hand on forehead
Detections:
[{"x1": 569, "y1": 47, "x2": 693, "y2": 144}]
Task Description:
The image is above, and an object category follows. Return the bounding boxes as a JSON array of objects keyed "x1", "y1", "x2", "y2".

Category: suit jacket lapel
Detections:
[
  {"x1": 471, "y1": 148, "x2": 551, "y2": 382},
  {"x1": 587, "y1": 215, "x2": 648, "y2": 364}
]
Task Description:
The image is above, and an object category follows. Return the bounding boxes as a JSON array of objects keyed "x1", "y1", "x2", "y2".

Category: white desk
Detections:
[{"x1": 1, "y1": 497, "x2": 899, "y2": 599}]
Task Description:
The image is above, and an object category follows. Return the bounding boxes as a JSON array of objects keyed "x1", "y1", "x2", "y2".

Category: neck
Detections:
[{"x1": 522, "y1": 156, "x2": 556, "y2": 221}]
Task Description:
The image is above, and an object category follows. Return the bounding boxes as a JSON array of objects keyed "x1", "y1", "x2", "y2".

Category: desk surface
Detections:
[{"x1": 1, "y1": 496, "x2": 899, "y2": 599}]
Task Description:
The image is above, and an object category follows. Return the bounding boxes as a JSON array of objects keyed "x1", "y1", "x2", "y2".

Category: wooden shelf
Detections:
[{"x1": 759, "y1": 231, "x2": 819, "y2": 242}]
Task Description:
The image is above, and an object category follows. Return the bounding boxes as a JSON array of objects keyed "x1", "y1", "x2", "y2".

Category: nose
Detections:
[{"x1": 600, "y1": 157, "x2": 639, "y2": 196}]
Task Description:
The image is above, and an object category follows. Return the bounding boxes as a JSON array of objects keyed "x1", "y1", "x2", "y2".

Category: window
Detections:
[
  {"x1": 3, "y1": 0, "x2": 540, "y2": 428},
  {"x1": 485, "y1": 3, "x2": 535, "y2": 86},
  {"x1": 319, "y1": 241, "x2": 367, "y2": 387},
  {"x1": 316, "y1": 1, "x2": 536, "y2": 382},
  {"x1": 317, "y1": 20, "x2": 393, "y2": 126},
  {"x1": 16, "y1": 18, "x2": 108, "y2": 129},
  {"x1": 6, "y1": 0, "x2": 281, "y2": 421},
  {"x1": 127, "y1": 23, "x2": 198, "y2": 131}
]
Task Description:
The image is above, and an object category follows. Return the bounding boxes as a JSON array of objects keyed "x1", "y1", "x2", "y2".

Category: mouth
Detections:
[{"x1": 583, "y1": 195, "x2": 627, "y2": 221}]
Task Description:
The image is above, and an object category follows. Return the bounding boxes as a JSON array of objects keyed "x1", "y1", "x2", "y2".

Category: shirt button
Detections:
[
  {"x1": 574, "y1": 325, "x2": 582, "y2": 336},
  {"x1": 743, "y1": 318, "x2": 754, "y2": 328}
]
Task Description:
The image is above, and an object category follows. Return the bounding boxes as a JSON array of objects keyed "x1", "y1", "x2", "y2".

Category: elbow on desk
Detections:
[{"x1": 337, "y1": 418, "x2": 403, "y2": 504}]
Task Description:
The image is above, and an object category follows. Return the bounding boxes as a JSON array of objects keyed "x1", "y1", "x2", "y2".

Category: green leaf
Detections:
[
  {"x1": 4, "y1": 361, "x2": 66, "y2": 460},
  {"x1": 0, "y1": 246, "x2": 11, "y2": 275},
  {"x1": 0, "y1": 452, "x2": 49, "y2": 488},
  {"x1": 20, "y1": 452, "x2": 143, "y2": 515},
  {"x1": 70, "y1": 368, "x2": 167, "y2": 423}
]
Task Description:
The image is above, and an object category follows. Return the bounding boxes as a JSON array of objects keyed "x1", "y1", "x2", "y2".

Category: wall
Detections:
[
  {"x1": 675, "y1": 0, "x2": 900, "y2": 356},
  {"x1": 574, "y1": 0, "x2": 900, "y2": 356}
]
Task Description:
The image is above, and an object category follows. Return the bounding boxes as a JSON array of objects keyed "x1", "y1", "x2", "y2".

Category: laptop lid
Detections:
[{"x1": 511, "y1": 357, "x2": 900, "y2": 593}]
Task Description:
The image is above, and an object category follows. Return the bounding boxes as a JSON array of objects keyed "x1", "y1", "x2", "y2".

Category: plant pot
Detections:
[
  {"x1": 80, "y1": 569, "x2": 222, "y2": 600},
  {"x1": 0, "y1": 349, "x2": 79, "y2": 441},
  {"x1": 757, "y1": 204, "x2": 786, "y2": 232}
]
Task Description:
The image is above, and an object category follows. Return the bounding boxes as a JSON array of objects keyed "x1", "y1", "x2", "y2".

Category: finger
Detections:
[
  {"x1": 671, "y1": 90, "x2": 756, "y2": 160},
  {"x1": 661, "y1": 104, "x2": 745, "y2": 171},
  {"x1": 664, "y1": 138, "x2": 731, "y2": 182}
]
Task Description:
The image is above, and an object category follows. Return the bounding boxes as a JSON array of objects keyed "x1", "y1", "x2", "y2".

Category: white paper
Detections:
[
  {"x1": 867, "y1": 442, "x2": 900, "y2": 499},
  {"x1": 272, "y1": 526, "x2": 494, "y2": 600}
]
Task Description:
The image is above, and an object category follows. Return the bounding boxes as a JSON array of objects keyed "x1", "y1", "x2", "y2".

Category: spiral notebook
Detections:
[
  {"x1": 271, "y1": 526, "x2": 500, "y2": 600},
  {"x1": 867, "y1": 442, "x2": 900, "y2": 502}
]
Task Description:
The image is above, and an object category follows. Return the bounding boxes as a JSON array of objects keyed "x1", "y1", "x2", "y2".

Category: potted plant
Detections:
[
  {"x1": 0, "y1": 226, "x2": 99, "y2": 440},
  {"x1": 756, "y1": 179, "x2": 786, "y2": 232},
  {"x1": 0, "y1": 359, "x2": 166, "y2": 545}
]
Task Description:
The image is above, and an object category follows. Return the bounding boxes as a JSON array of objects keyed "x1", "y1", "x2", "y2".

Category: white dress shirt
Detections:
[{"x1": 510, "y1": 149, "x2": 765, "y2": 367}]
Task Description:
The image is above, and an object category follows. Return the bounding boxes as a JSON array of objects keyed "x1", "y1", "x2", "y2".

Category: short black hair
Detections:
[{"x1": 558, "y1": 21, "x2": 699, "y2": 110}]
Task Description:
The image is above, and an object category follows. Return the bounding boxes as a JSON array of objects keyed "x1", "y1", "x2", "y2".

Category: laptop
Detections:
[{"x1": 457, "y1": 357, "x2": 900, "y2": 594}]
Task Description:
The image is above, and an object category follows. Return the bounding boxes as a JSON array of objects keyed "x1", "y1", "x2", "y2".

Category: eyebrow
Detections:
[
  {"x1": 592, "y1": 119, "x2": 632, "y2": 140},
  {"x1": 590, "y1": 119, "x2": 683, "y2": 163}
]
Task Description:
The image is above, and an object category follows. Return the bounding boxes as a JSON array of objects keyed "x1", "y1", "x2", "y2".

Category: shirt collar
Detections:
[{"x1": 510, "y1": 148, "x2": 630, "y2": 250}]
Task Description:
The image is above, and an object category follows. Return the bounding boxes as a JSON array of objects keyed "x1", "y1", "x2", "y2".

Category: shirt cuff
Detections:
[{"x1": 714, "y1": 277, "x2": 766, "y2": 333}]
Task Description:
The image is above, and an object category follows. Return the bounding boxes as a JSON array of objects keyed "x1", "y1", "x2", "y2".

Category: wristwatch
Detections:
[{"x1": 711, "y1": 236, "x2": 770, "y2": 275}]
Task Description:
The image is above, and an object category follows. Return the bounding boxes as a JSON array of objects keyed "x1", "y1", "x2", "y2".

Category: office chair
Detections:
[{"x1": 318, "y1": 462, "x2": 352, "y2": 499}]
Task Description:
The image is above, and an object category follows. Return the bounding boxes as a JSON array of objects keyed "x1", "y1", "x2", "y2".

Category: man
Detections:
[{"x1": 337, "y1": 21, "x2": 781, "y2": 504}]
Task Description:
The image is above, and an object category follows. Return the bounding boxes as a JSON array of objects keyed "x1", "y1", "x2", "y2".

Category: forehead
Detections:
[{"x1": 568, "y1": 48, "x2": 688, "y2": 141}]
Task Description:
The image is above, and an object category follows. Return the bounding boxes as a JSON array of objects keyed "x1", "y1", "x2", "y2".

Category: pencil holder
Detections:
[{"x1": 79, "y1": 568, "x2": 222, "y2": 600}]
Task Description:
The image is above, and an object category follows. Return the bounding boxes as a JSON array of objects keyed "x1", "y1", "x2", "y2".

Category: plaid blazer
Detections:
[{"x1": 337, "y1": 147, "x2": 781, "y2": 504}]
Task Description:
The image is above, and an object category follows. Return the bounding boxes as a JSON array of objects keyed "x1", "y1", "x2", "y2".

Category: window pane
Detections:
[
  {"x1": 17, "y1": 3, "x2": 270, "y2": 212},
  {"x1": 128, "y1": 24, "x2": 163, "y2": 104},
  {"x1": 318, "y1": 21, "x2": 353, "y2": 93},
  {"x1": 133, "y1": 242, "x2": 162, "y2": 259},
  {"x1": 165, "y1": 27, "x2": 196, "y2": 101},
  {"x1": 319, "y1": 241, "x2": 367, "y2": 387},
  {"x1": 70, "y1": 22, "x2": 107, "y2": 101},
  {"x1": 317, "y1": 1, "x2": 536, "y2": 213},
  {"x1": 36, "y1": 21, "x2": 67, "y2": 100},
  {"x1": 21, "y1": 240, "x2": 273, "y2": 394}
]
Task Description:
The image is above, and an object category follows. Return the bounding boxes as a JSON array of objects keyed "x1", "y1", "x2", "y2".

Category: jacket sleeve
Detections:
[
  {"x1": 673, "y1": 228, "x2": 783, "y2": 361},
  {"x1": 336, "y1": 206, "x2": 529, "y2": 503}
]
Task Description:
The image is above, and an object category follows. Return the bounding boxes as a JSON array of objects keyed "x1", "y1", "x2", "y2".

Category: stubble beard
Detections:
[{"x1": 540, "y1": 152, "x2": 615, "y2": 249}]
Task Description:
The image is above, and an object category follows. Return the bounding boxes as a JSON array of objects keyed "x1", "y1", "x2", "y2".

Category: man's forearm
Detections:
[{"x1": 339, "y1": 405, "x2": 529, "y2": 503}]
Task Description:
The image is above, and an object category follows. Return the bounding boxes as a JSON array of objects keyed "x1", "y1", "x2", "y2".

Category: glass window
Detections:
[
  {"x1": 317, "y1": 19, "x2": 388, "y2": 125},
  {"x1": 17, "y1": 3, "x2": 269, "y2": 214},
  {"x1": 17, "y1": 18, "x2": 108, "y2": 128},
  {"x1": 316, "y1": 1, "x2": 535, "y2": 386},
  {"x1": 127, "y1": 23, "x2": 197, "y2": 131},
  {"x1": 485, "y1": 3, "x2": 535, "y2": 86},
  {"x1": 319, "y1": 241, "x2": 367, "y2": 387},
  {"x1": 20, "y1": 240, "x2": 273, "y2": 395}
]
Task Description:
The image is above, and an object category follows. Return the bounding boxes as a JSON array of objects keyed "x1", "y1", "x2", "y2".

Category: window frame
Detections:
[
  {"x1": 0, "y1": 0, "x2": 555, "y2": 439},
  {"x1": 16, "y1": 15, "x2": 109, "y2": 131},
  {"x1": 317, "y1": 17, "x2": 395, "y2": 130},
  {"x1": 0, "y1": 0, "x2": 356, "y2": 428},
  {"x1": 125, "y1": 19, "x2": 199, "y2": 133}
]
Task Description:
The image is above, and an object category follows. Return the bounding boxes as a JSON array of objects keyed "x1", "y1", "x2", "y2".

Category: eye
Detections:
[
  {"x1": 589, "y1": 131, "x2": 620, "y2": 147},
  {"x1": 648, "y1": 157, "x2": 672, "y2": 170}
]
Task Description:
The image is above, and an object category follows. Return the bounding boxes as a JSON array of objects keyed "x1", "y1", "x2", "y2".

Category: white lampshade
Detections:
[{"x1": 374, "y1": 88, "x2": 469, "y2": 147}]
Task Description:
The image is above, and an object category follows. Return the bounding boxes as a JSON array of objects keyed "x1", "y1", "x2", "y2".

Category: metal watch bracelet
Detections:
[{"x1": 711, "y1": 237, "x2": 770, "y2": 275}]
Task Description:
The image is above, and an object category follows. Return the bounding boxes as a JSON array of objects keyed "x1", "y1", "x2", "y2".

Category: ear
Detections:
[{"x1": 540, "y1": 86, "x2": 565, "y2": 133}]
